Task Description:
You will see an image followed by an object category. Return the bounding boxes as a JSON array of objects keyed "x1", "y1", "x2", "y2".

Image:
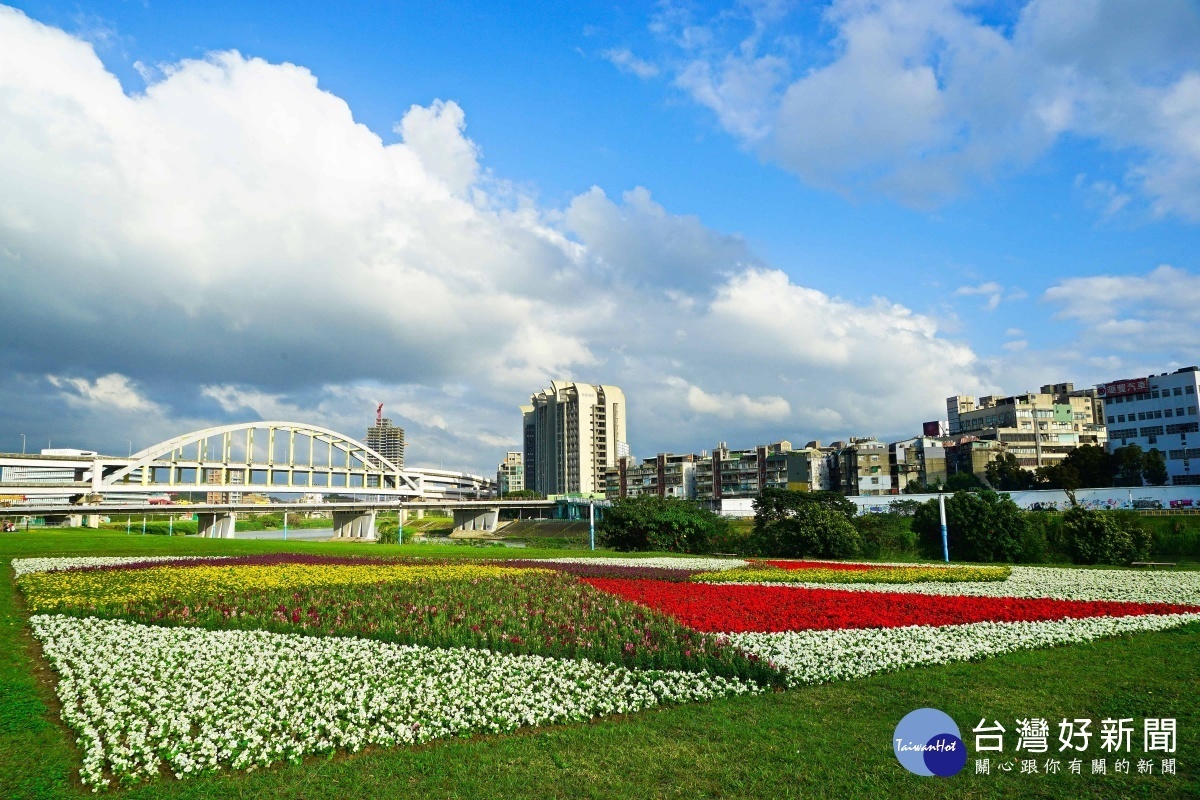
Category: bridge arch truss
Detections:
[{"x1": 98, "y1": 421, "x2": 422, "y2": 497}]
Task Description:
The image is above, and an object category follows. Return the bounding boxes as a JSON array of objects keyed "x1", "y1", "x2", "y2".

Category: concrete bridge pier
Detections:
[
  {"x1": 453, "y1": 507, "x2": 500, "y2": 531},
  {"x1": 197, "y1": 512, "x2": 237, "y2": 539},
  {"x1": 333, "y1": 509, "x2": 377, "y2": 541}
]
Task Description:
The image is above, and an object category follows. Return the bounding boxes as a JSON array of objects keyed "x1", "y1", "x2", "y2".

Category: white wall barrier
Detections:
[{"x1": 850, "y1": 485, "x2": 1200, "y2": 515}]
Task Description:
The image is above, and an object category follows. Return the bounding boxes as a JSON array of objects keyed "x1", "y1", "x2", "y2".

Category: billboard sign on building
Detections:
[
  {"x1": 922, "y1": 421, "x2": 946, "y2": 437},
  {"x1": 1097, "y1": 378, "x2": 1149, "y2": 398}
]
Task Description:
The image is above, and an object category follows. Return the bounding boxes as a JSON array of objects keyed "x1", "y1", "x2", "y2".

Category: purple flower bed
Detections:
[
  {"x1": 69, "y1": 553, "x2": 417, "y2": 573},
  {"x1": 499, "y1": 560, "x2": 703, "y2": 582}
]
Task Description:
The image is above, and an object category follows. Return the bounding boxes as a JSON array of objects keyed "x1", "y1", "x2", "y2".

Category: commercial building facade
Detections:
[
  {"x1": 1100, "y1": 367, "x2": 1200, "y2": 486},
  {"x1": 945, "y1": 383, "x2": 1107, "y2": 472},
  {"x1": 523, "y1": 382, "x2": 627, "y2": 496}
]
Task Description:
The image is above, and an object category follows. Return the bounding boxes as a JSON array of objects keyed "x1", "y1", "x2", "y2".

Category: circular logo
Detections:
[{"x1": 893, "y1": 708, "x2": 967, "y2": 777}]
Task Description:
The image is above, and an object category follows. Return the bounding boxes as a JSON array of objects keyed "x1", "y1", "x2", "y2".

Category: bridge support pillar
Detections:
[
  {"x1": 453, "y1": 507, "x2": 500, "y2": 531},
  {"x1": 85, "y1": 515, "x2": 101, "y2": 529},
  {"x1": 197, "y1": 512, "x2": 236, "y2": 539},
  {"x1": 333, "y1": 510, "x2": 377, "y2": 541}
]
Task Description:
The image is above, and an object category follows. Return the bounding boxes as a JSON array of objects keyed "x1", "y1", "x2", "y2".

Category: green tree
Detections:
[
  {"x1": 749, "y1": 488, "x2": 861, "y2": 558},
  {"x1": 1035, "y1": 463, "x2": 1082, "y2": 504},
  {"x1": 597, "y1": 495, "x2": 727, "y2": 553},
  {"x1": 1059, "y1": 445, "x2": 1114, "y2": 488},
  {"x1": 985, "y1": 453, "x2": 1035, "y2": 490},
  {"x1": 1143, "y1": 448, "x2": 1169, "y2": 486},
  {"x1": 911, "y1": 490, "x2": 1028, "y2": 562},
  {"x1": 852, "y1": 512, "x2": 917, "y2": 559},
  {"x1": 1112, "y1": 444, "x2": 1146, "y2": 487},
  {"x1": 500, "y1": 489, "x2": 542, "y2": 500},
  {"x1": 1059, "y1": 507, "x2": 1151, "y2": 565},
  {"x1": 753, "y1": 487, "x2": 857, "y2": 521},
  {"x1": 944, "y1": 472, "x2": 984, "y2": 492}
]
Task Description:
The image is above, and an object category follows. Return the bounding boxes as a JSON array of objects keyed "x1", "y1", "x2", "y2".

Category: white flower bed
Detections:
[
  {"x1": 11, "y1": 556, "x2": 232, "y2": 577},
  {"x1": 727, "y1": 612, "x2": 1200, "y2": 688},
  {"x1": 31, "y1": 615, "x2": 759, "y2": 790},
  {"x1": 531, "y1": 556, "x2": 749, "y2": 571},
  {"x1": 720, "y1": 565, "x2": 1200, "y2": 605}
]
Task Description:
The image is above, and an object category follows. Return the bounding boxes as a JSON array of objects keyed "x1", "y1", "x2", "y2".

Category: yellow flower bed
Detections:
[
  {"x1": 19, "y1": 564, "x2": 546, "y2": 611},
  {"x1": 691, "y1": 564, "x2": 1011, "y2": 585}
]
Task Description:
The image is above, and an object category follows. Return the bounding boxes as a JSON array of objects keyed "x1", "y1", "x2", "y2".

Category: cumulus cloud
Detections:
[
  {"x1": 639, "y1": 0, "x2": 1200, "y2": 216},
  {"x1": 1043, "y1": 265, "x2": 1200, "y2": 361},
  {"x1": 47, "y1": 373, "x2": 162, "y2": 413},
  {"x1": 665, "y1": 376, "x2": 790, "y2": 420},
  {"x1": 0, "y1": 7, "x2": 993, "y2": 469}
]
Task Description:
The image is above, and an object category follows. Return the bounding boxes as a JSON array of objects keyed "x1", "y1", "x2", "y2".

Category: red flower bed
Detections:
[
  {"x1": 761, "y1": 560, "x2": 872, "y2": 572},
  {"x1": 580, "y1": 578, "x2": 1200, "y2": 633}
]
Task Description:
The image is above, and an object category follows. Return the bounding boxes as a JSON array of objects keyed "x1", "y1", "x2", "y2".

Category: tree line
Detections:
[
  {"x1": 902, "y1": 444, "x2": 1168, "y2": 495},
  {"x1": 597, "y1": 487, "x2": 1163, "y2": 566}
]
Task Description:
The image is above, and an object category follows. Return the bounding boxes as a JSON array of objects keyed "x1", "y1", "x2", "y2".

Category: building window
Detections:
[
  {"x1": 1152, "y1": 390, "x2": 1160, "y2": 398},
  {"x1": 1188, "y1": 386, "x2": 1196, "y2": 394},
  {"x1": 1107, "y1": 416, "x2": 1115, "y2": 424},
  {"x1": 1166, "y1": 409, "x2": 1174, "y2": 417},
  {"x1": 1154, "y1": 410, "x2": 1163, "y2": 419}
]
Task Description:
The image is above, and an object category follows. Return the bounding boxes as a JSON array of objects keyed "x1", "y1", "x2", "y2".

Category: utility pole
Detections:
[{"x1": 1032, "y1": 398, "x2": 1044, "y2": 469}]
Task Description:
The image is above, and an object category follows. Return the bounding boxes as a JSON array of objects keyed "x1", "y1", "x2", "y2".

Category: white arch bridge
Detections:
[{"x1": 0, "y1": 421, "x2": 494, "y2": 503}]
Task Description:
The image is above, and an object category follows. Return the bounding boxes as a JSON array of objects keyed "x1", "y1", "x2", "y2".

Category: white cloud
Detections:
[
  {"x1": 0, "y1": 7, "x2": 994, "y2": 469},
  {"x1": 394, "y1": 99, "x2": 480, "y2": 196},
  {"x1": 665, "y1": 376, "x2": 790, "y2": 420},
  {"x1": 602, "y1": 48, "x2": 660, "y2": 79},
  {"x1": 641, "y1": 0, "x2": 1200, "y2": 216},
  {"x1": 1043, "y1": 265, "x2": 1200, "y2": 359},
  {"x1": 47, "y1": 373, "x2": 162, "y2": 413}
]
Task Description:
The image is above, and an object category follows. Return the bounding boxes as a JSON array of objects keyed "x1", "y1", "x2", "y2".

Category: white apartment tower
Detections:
[{"x1": 523, "y1": 382, "x2": 627, "y2": 496}]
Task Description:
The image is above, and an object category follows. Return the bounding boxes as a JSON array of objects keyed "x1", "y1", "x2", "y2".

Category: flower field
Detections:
[
  {"x1": 693, "y1": 563, "x2": 1012, "y2": 584},
  {"x1": 12, "y1": 553, "x2": 1200, "y2": 791}
]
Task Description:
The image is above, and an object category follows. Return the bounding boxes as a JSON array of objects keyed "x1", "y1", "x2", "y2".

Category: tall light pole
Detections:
[
  {"x1": 127, "y1": 440, "x2": 132, "y2": 457},
  {"x1": 589, "y1": 500, "x2": 595, "y2": 551},
  {"x1": 938, "y1": 492, "x2": 950, "y2": 563},
  {"x1": 19, "y1": 434, "x2": 25, "y2": 454}
]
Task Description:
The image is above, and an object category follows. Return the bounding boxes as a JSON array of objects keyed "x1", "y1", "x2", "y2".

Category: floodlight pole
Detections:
[
  {"x1": 283, "y1": 511, "x2": 288, "y2": 541},
  {"x1": 589, "y1": 500, "x2": 595, "y2": 551},
  {"x1": 938, "y1": 493, "x2": 949, "y2": 563}
]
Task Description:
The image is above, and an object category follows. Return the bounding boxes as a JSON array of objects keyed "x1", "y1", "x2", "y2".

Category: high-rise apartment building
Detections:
[
  {"x1": 524, "y1": 382, "x2": 627, "y2": 496},
  {"x1": 1100, "y1": 367, "x2": 1200, "y2": 486},
  {"x1": 366, "y1": 416, "x2": 405, "y2": 468}
]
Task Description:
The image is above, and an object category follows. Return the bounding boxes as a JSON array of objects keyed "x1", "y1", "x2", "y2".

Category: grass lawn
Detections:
[{"x1": 2, "y1": 530, "x2": 1197, "y2": 799}]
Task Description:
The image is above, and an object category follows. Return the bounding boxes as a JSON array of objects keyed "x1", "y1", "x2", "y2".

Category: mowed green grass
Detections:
[{"x1": 1, "y1": 530, "x2": 1197, "y2": 799}]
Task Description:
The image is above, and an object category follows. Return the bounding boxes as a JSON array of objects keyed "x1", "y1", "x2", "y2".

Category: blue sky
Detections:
[{"x1": 2, "y1": 1, "x2": 1199, "y2": 473}]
